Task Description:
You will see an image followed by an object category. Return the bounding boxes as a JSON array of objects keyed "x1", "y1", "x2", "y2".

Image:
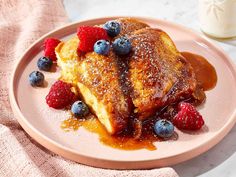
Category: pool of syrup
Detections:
[
  {"x1": 61, "y1": 52, "x2": 217, "y2": 151},
  {"x1": 181, "y1": 52, "x2": 217, "y2": 91},
  {"x1": 61, "y1": 115, "x2": 159, "y2": 150}
]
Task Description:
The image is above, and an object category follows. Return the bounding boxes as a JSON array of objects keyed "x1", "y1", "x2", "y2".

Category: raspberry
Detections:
[
  {"x1": 44, "y1": 38, "x2": 61, "y2": 61},
  {"x1": 46, "y1": 80, "x2": 77, "y2": 109},
  {"x1": 173, "y1": 102, "x2": 204, "y2": 130},
  {"x1": 77, "y1": 26, "x2": 108, "y2": 52}
]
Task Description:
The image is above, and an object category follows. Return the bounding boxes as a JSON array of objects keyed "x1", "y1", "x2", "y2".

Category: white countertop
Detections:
[{"x1": 63, "y1": 0, "x2": 236, "y2": 176}]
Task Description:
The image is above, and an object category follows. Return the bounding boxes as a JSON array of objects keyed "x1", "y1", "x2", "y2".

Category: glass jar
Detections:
[{"x1": 199, "y1": 0, "x2": 236, "y2": 38}]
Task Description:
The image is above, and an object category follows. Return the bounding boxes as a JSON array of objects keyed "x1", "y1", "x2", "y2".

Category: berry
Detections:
[
  {"x1": 46, "y1": 80, "x2": 77, "y2": 109},
  {"x1": 37, "y1": 56, "x2": 53, "y2": 71},
  {"x1": 71, "y1": 101, "x2": 89, "y2": 117},
  {"x1": 94, "y1": 40, "x2": 110, "y2": 55},
  {"x1": 77, "y1": 26, "x2": 108, "y2": 52},
  {"x1": 44, "y1": 38, "x2": 61, "y2": 61},
  {"x1": 112, "y1": 37, "x2": 131, "y2": 55},
  {"x1": 173, "y1": 102, "x2": 204, "y2": 130},
  {"x1": 154, "y1": 119, "x2": 174, "y2": 138},
  {"x1": 103, "y1": 20, "x2": 121, "y2": 37},
  {"x1": 29, "y1": 71, "x2": 44, "y2": 87}
]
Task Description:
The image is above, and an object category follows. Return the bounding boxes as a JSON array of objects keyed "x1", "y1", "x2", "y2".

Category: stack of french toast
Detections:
[{"x1": 55, "y1": 18, "x2": 205, "y2": 135}]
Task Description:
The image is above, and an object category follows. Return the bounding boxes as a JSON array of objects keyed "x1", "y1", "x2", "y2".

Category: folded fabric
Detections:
[{"x1": 0, "y1": 0, "x2": 178, "y2": 176}]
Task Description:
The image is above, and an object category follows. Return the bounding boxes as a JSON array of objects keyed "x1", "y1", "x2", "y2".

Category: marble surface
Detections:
[{"x1": 63, "y1": 0, "x2": 236, "y2": 176}]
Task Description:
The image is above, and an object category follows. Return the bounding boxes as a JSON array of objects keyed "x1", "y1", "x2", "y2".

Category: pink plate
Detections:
[{"x1": 9, "y1": 17, "x2": 236, "y2": 169}]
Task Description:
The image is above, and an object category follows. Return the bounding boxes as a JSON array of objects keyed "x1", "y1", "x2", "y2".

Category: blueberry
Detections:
[
  {"x1": 29, "y1": 71, "x2": 44, "y2": 87},
  {"x1": 37, "y1": 56, "x2": 53, "y2": 71},
  {"x1": 103, "y1": 20, "x2": 121, "y2": 37},
  {"x1": 94, "y1": 40, "x2": 110, "y2": 55},
  {"x1": 154, "y1": 119, "x2": 174, "y2": 138},
  {"x1": 112, "y1": 37, "x2": 131, "y2": 55},
  {"x1": 71, "y1": 101, "x2": 89, "y2": 117}
]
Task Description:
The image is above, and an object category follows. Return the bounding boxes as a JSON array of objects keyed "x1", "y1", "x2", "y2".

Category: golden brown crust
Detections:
[
  {"x1": 126, "y1": 28, "x2": 198, "y2": 120},
  {"x1": 76, "y1": 52, "x2": 131, "y2": 134}
]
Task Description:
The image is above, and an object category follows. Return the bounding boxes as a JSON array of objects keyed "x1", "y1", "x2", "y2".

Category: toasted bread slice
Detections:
[
  {"x1": 127, "y1": 28, "x2": 199, "y2": 120},
  {"x1": 77, "y1": 52, "x2": 132, "y2": 134}
]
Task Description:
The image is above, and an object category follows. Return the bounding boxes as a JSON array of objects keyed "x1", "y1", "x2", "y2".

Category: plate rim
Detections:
[{"x1": 9, "y1": 16, "x2": 236, "y2": 169}]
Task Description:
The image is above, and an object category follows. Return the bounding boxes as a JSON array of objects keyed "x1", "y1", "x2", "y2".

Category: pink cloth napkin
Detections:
[{"x1": 0, "y1": 0, "x2": 179, "y2": 176}]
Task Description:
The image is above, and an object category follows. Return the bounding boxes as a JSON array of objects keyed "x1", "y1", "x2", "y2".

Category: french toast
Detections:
[
  {"x1": 126, "y1": 28, "x2": 200, "y2": 120},
  {"x1": 56, "y1": 18, "x2": 205, "y2": 134},
  {"x1": 75, "y1": 52, "x2": 132, "y2": 134},
  {"x1": 56, "y1": 18, "x2": 149, "y2": 134}
]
